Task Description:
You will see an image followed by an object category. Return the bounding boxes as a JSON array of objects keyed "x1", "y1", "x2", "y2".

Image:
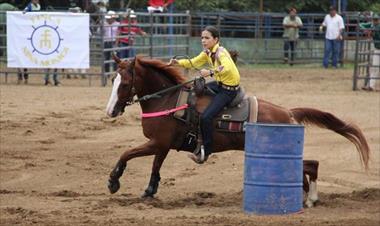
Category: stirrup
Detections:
[
  {"x1": 188, "y1": 145, "x2": 206, "y2": 164},
  {"x1": 193, "y1": 140, "x2": 202, "y2": 155}
]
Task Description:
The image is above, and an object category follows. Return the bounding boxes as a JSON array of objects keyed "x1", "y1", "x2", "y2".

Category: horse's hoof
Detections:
[
  {"x1": 141, "y1": 186, "x2": 155, "y2": 198},
  {"x1": 108, "y1": 178, "x2": 120, "y2": 194},
  {"x1": 305, "y1": 198, "x2": 319, "y2": 208},
  {"x1": 141, "y1": 191, "x2": 154, "y2": 198}
]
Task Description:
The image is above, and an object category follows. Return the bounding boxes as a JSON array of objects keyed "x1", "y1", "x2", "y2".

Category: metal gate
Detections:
[{"x1": 352, "y1": 30, "x2": 380, "y2": 90}]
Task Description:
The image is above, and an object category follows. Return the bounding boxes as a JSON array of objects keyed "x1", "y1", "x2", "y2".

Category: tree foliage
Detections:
[{"x1": 123, "y1": 0, "x2": 379, "y2": 13}]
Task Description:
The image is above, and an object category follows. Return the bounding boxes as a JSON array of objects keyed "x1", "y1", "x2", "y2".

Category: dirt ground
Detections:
[{"x1": 0, "y1": 66, "x2": 379, "y2": 226}]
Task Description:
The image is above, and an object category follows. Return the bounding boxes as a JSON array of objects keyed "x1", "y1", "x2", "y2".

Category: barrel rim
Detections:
[{"x1": 245, "y1": 123, "x2": 304, "y2": 128}]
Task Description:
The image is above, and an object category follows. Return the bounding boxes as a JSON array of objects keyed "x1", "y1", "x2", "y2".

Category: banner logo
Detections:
[{"x1": 29, "y1": 22, "x2": 63, "y2": 55}]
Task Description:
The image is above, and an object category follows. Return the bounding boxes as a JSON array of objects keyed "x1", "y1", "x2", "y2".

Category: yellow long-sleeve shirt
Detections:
[{"x1": 178, "y1": 43, "x2": 240, "y2": 86}]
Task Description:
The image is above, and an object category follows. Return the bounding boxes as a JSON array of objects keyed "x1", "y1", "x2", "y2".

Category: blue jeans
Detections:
[
  {"x1": 200, "y1": 82, "x2": 238, "y2": 156},
  {"x1": 284, "y1": 40, "x2": 296, "y2": 64},
  {"x1": 323, "y1": 39, "x2": 341, "y2": 68},
  {"x1": 45, "y1": 69, "x2": 59, "y2": 85},
  {"x1": 118, "y1": 42, "x2": 135, "y2": 60}
]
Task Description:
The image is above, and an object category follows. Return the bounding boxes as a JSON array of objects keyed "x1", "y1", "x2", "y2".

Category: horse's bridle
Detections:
[
  {"x1": 118, "y1": 56, "x2": 197, "y2": 107},
  {"x1": 124, "y1": 58, "x2": 137, "y2": 106}
]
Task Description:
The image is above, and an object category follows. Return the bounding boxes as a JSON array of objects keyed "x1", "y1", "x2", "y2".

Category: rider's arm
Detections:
[
  {"x1": 177, "y1": 52, "x2": 208, "y2": 69},
  {"x1": 214, "y1": 50, "x2": 240, "y2": 86}
]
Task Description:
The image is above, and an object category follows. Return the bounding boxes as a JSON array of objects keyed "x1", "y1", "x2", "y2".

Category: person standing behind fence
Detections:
[
  {"x1": 147, "y1": 0, "x2": 174, "y2": 13},
  {"x1": 23, "y1": 0, "x2": 40, "y2": 13},
  {"x1": 44, "y1": 68, "x2": 59, "y2": 86},
  {"x1": 18, "y1": 0, "x2": 41, "y2": 84},
  {"x1": 103, "y1": 10, "x2": 119, "y2": 75},
  {"x1": 116, "y1": 10, "x2": 146, "y2": 60},
  {"x1": 282, "y1": 8, "x2": 303, "y2": 66},
  {"x1": 320, "y1": 6, "x2": 345, "y2": 69},
  {"x1": 360, "y1": 14, "x2": 380, "y2": 92}
]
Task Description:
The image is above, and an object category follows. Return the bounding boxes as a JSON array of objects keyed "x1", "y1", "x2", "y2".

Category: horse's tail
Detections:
[{"x1": 290, "y1": 107, "x2": 370, "y2": 170}]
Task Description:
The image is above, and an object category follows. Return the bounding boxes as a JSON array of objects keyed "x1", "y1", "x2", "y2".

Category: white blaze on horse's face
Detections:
[{"x1": 106, "y1": 73, "x2": 121, "y2": 117}]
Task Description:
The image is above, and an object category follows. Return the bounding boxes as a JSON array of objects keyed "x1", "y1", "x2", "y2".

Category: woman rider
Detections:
[{"x1": 168, "y1": 26, "x2": 240, "y2": 164}]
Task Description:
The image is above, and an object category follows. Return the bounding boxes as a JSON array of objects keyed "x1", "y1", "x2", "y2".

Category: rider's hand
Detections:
[
  {"x1": 200, "y1": 69, "x2": 211, "y2": 77},
  {"x1": 167, "y1": 59, "x2": 178, "y2": 66}
]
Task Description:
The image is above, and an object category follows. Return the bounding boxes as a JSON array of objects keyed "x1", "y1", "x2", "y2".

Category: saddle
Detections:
[{"x1": 173, "y1": 84, "x2": 258, "y2": 151}]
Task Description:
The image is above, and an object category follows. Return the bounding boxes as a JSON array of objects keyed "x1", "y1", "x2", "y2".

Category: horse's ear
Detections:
[
  {"x1": 112, "y1": 52, "x2": 121, "y2": 64},
  {"x1": 128, "y1": 57, "x2": 136, "y2": 71}
]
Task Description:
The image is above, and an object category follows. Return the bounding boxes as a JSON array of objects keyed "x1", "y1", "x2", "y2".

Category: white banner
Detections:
[{"x1": 7, "y1": 11, "x2": 90, "y2": 69}]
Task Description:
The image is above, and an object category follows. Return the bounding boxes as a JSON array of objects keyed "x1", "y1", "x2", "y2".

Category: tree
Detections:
[{"x1": 120, "y1": 0, "x2": 378, "y2": 13}]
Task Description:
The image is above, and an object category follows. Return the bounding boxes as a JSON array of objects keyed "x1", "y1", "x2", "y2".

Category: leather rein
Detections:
[{"x1": 123, "y1": 56, "x2": 199, "y2": 106}]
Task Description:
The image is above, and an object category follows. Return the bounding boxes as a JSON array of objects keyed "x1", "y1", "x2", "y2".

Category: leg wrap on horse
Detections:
[
  {"x1": 110, "y1": 160, "x2": 126, "y2": 179},
  {"x1": 142, "y1": 172, "x2": 161, "y2": 197},
  {"x1": 108, "y1": 161, "x2": 127, "y2": 194}
]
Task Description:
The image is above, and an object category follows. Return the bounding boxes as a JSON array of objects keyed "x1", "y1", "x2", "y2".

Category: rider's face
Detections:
[{"x1": 201, "y1": 30, "x2": 218, "y2": 50}]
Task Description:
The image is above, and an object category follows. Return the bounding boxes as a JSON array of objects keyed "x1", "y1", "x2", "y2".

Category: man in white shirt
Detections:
[
  {"x1": 320, "y1": 6, "x2": 345, "y2": 68},
  {"x1": 103, "y1": 11, "x2": 120, "y2": 74}
]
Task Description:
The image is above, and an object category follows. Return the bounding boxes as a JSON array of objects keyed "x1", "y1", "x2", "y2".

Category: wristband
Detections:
[{"x1": 209, "y1": 70, "x2": 214, "y2": 77}]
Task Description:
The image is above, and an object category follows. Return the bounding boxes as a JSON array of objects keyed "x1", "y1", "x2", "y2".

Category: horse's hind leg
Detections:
[
  {"x1": 142, "y1": 149, "x2": 169, "y2": 198},
  {"x1": 108, "y1": 140, "x2": 158, "y2": 194},
  {"x1": 303, "y1": 160, "x2": 319, "y2": 208}
]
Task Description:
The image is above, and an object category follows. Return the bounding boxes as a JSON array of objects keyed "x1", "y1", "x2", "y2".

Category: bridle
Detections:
[
  {"x1": 125, "y1": 58, "x2": 137, "y2": 106},
  {"x1": 113, "y1": 58, "x2": 137, "y2": 107},
  {"x1": 117, "y1": 56, "x2": 199, "y2": 107}
]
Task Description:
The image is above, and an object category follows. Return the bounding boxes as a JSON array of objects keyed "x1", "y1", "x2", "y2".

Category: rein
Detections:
[
  {"x1": 133, "y1": 79, "x2": 194, "y2": 103},
  {"x1": 125, "y1": 56, "x2": 198, "y2": 106}
]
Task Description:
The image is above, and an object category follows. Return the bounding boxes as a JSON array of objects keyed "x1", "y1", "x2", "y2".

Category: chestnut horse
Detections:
[{"x1": 105, "y1": 55, "x2": 370, "y2": 207}]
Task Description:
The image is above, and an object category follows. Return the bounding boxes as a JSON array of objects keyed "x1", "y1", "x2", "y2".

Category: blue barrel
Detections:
[{"x1": 244, "y1": 123, "x2": 304, "y2": 215}]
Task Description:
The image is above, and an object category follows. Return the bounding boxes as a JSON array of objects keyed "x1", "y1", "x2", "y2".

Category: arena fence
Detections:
[
  {"x1": 0, "y1": 11, "x2": 370, "y2": 86},
  {"x1": 0, "y1": 11, "x2": 191, "y2": 86}
]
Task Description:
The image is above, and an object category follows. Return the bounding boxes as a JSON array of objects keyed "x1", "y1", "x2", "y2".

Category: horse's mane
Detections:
[{"x1": 136, "y1": 56, "x2": 187, "y2": 84}]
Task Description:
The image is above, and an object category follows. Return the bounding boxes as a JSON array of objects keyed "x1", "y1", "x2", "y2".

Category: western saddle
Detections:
[{"x1": 173, "y1": 80, "x2": 258, "y2": 152}]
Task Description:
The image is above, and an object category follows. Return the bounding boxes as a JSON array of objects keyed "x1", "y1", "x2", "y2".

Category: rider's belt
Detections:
[{"x1": 218, "y1": 82, "x2": 240, "y2": 91}]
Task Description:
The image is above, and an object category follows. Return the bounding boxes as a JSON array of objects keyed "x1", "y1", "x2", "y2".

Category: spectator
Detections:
[
  {"x1": 320, "y1": 6, "x2": 345, "y2": 69},
  {"x1": 116, "y1": 10, "x2": 146, "y2": 60},
  {"x1": 17, "y1": 69, "x2": 28, "y2": 84},
  {"x1": 282, "y1": 7, "x2": 303, "y2": 66},
  {"x1": 18, "y1": 0, "x2": 41, "y2": 84},
  {"x1": 44, "y1": 68, "x2": 59, "y2": 86},
  {"x1": 23, "y1": 0, "x2": 40, "y2": 13},
  {"x1": 96, "y1": 1, "x2": 107, "y2": 14},
  {"x1": 103, "y1": 10, "x2": 119, "y2": 75},
  {"x1": 147, "y1": 0, "x2": 174, "y2": 13},
  {"x1": 360, "y1": 14, "x2": 380, "y2": 91},
  {"x1": 86, "y1": 2, "x2": 101, "y2": 35}
]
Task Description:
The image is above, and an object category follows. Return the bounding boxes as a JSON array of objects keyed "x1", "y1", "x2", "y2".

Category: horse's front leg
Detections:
[
  {"x1": 142, "y1": 149, "x2": 169, "y2": 198},
  {"x1": 303, "y1": 160, "x2": 319, "y2": 208},
  {"x1": 108, "y1": 140, "x2": 158, "y2": 194}
]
